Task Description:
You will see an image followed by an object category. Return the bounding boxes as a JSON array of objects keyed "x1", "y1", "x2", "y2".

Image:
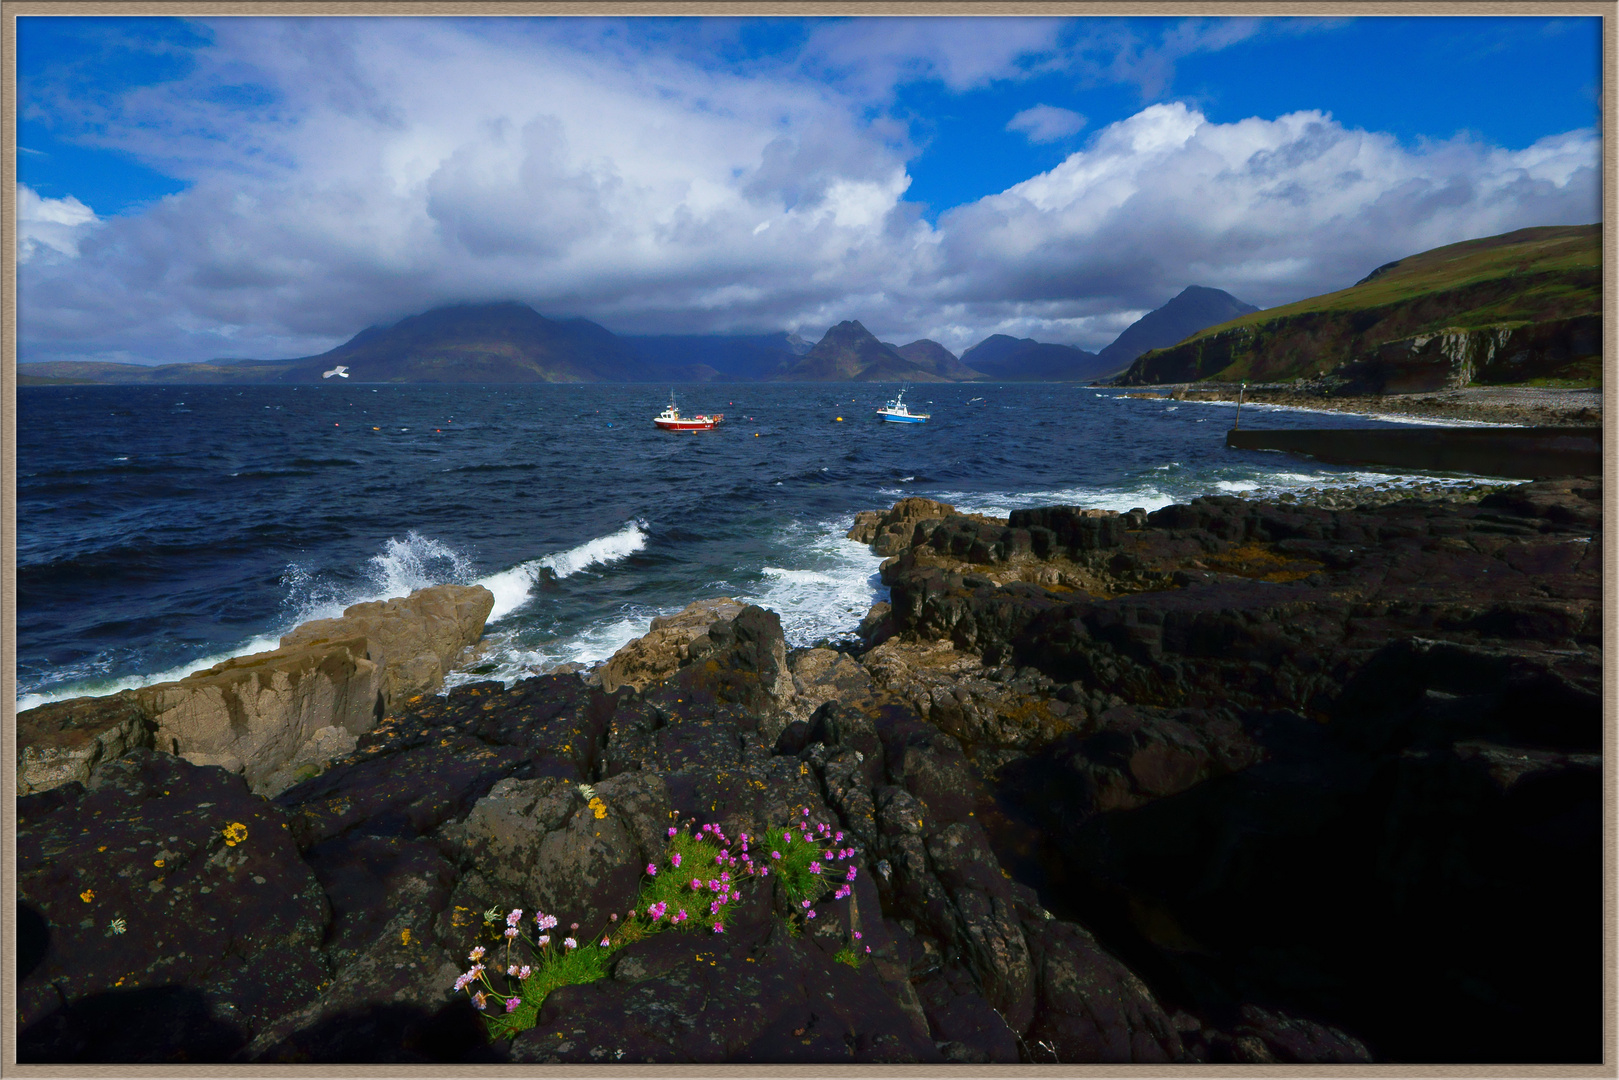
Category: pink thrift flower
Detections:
[
  {"x1": 802, "y1": 808, "x2": 810, "y2": 817},
  {"x1": 519, "y1": 965, "x2": 532, "y2": 978},
  {"x1": 807, "y1": 909, "x2": 817, "y2": 920},
  {"x1": 852, "y1": 931, "x2": 862, "y2": 939},
  {"x1": 468, "y1": 946, "x2": 486, "y2": 961},
  {"x1": 672, "y1": 853, "x2": 682, "y2": 868},
  {"x1": 564, "y1": 937, "x2": 578, "y2": 949},
  {"x1": 668, "y1": 826, "x2": 677, "y2": 837},
  {"x1": 507, "y1": 908, "x2": 523, "y2": 926},
  {"x1": 647, "y1": 863, "x2": 658, "y2": 876},
  {"x1": 713, "y1": 922, "x2": 725, "y2": 934},
  {"x1": 731, "y1": 890, "x2": 740, "y2": 901},
  {"x1": 610, "y1": 913, "x2": 618, "y2": 922},
  {"x1": 808, "y1": 862, "x2": 822, "y2": 874},
  {"x1": 760, "y1": 868, "x2": 770, "y2": 877},
  {"x1": 508, "y1": 965, "x2": 520, "y2": 976},
  {"x1": 835, "y1": 831, "x2": 844, "y2": 842},
  {"x1": 865, "y1": 946, "x2": 872, "y2": 953},
  {"x1": 824, "y1": 850, "x2": 834, "y2": 860},
  {"x1": 783, "y1": 830, "x2": 791, "y2": 841},
  {"x1": 845, "y1": 866, "x2": 858, "y2": 881},
  {"x1": 677, "y1": 909, "x2": 688, "y2": 922},
  {"x1": 537, "y1": 935, "x2": 550, "y2": 947},
  {"x1": 571, "y1": 923, "x2": 579, "y2": 930},
  {"x1": 801, "y1": 900, "x2": 812, "y2": 909},
  {"x1": 692, "y1": 878, "x2": 702, "y2": 890},
  {"x1": 601, "y1": 937, "x2": 610, "y2": 947},
  {"x1": 505, "y1": 996, "x2": 520, "y2": 1013},
  {"x1": 504, "y1": 927, "x2": 518, "y2": 939},
  {"x1": 720, "y1": 871, "x2": 730, "y2": 882},
  {"x1": 473, "y1": 991, "x2": 487, "y2": 1011},
  {"x1": 771, "y1": 851, "x2": 781, "y2": 860}
]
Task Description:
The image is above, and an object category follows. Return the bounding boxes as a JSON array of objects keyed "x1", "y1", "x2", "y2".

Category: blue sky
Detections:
[{"x1": 16, "y1": 15, "x2": 1603, "y2": 362}]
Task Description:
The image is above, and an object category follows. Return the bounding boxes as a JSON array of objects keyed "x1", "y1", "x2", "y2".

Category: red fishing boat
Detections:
[{"x1": 652, "y1": 392, "x2": 724, "y2": 431}]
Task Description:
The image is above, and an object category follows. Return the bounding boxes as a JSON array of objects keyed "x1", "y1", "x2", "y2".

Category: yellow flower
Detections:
[
  {"x1": 222, "y1": 822, "x2": 248, "y2": 847},
  {"x1": 80, "y1": 889, "x2": 95, "y2": 903}
]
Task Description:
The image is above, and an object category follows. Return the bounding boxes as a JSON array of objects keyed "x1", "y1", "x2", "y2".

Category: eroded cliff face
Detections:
[{"x1": 1121, "y1": 312, "x2": 1600, "y2": 391}]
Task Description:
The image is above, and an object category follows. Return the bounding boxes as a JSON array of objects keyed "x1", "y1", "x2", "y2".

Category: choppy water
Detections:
[{"x1": 16, "y1": 383, "x2": 1495, "y2": 709}]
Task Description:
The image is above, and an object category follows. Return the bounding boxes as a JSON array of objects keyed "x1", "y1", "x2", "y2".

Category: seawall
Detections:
[{"x1": 1225, "y1": 425, "x2": 1601, "y2": 479}]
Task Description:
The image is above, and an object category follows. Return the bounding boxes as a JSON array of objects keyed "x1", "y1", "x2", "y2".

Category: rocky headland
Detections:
[{"x1": 16, "y1": 477, "x2": 1602, "y2": 1064}]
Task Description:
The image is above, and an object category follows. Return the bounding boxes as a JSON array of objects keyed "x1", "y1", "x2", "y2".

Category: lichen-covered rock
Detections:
[
  {"x1": 16, "y1": 690, "x2": 154, "y2": 796},
  {"x1": 1021, "y1": 916, "x2": 1183, "y2": 1063},
  {"x1": 599, "y1": 597, "x2": 746, "y2": 693},
  {"x1": 442, "y1": 771, "x2": 671, "y2": 935},
  {"x1": 17, "y1": 750, "x2": 330, "y2": 1062}
]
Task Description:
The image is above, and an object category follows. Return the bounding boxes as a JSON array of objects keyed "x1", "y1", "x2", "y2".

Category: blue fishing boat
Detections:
[{"x1": 875, "y1": 388, "x2": 930, "y2": 423}]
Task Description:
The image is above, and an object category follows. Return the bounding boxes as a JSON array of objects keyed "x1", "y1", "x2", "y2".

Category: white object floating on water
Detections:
[{"x1": 323, "y1": 365, "x2": 350, "y2": 379}]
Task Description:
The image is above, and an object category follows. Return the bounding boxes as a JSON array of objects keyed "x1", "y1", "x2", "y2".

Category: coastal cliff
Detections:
[{"x1": 16, "y1": 479, "x2": 1601, "y2": 1063}]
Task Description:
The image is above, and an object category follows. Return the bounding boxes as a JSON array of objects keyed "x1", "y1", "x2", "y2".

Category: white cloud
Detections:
[
  {"x1": 1007, "y1": 104, "x2": 1087, "y2": 143},
  {"x1": 17, "y1": 184, "x2": 101, "y2": 263},
  {"x1": 16, "y1": 21, "x2": 1602, "y2": 362}
]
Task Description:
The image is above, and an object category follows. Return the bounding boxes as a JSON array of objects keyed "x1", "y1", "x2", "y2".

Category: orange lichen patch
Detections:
[
  {"x1": 221, "y1": 821, "x2": 249, "y2": 847},
  {"x1": 80, "y1": 889, "x2": 96, "y2": 903},
  {"x1": 588, "y1": 797, "x2": 608, "y2": 820},
  {"x1": 1204, "y1": 542, "x2": 1323, "y2": 583}
]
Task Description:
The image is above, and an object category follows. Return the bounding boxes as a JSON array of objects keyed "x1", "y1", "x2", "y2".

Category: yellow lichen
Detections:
[
  {"x1": 80, "y1": 889, "x2": 96, "y2": 903},
  {"x1": 221, "y1": 821, "x2": 248, "y2": 847},
  {"x1": 588, "y1": 797, "x2": 608, "y2": 820}
]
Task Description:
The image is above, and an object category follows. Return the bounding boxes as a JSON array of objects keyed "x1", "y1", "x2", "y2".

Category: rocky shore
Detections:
[
  {"x1": 1122, "y1": 383, "x2": 1602, "y2": 427},
  {"x1": 16, "y1": 477, "x2": 1602, "y2": 1064}
]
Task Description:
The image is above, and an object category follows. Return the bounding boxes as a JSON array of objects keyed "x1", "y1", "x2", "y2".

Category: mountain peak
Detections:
[
  {"x1": 780, "y1": 320, "x2": 956, "y2": 382},
  {"x1": 1096, "y1": 286, "x2": 1259, "y2": 369}
]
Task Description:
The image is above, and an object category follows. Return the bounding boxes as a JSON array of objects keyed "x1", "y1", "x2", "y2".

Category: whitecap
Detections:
[{"x1": 479, "y1": 520, "x2": 650, "y2": 623}]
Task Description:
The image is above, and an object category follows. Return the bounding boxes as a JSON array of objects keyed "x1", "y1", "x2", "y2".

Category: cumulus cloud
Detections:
[
  {"x1": 1007, "y1": 104, "x2": 1087, "y2": 143},
  {"x1": 932, "y1": 102, "x2": 1599, "y2": 343},
  {"x1": 17, "y1": 184, "x2": 101, "y2": 262},
  {"x1": 16, "y1": 19, "x2": 1601, "y2": 362}
]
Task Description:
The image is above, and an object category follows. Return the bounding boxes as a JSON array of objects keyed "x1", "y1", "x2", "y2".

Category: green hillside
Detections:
[{"x1": 1119, "y1": 224, "x2": 1600, "y2": 389}]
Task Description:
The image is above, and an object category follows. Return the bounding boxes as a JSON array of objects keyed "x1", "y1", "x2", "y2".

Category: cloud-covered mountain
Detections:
[
  {"x1": 15, "y1": 18, "x2": 1600, "y2": 367},
  {"x1": 892, "y1": 340, "x2": 985, "y2": 381},
  {"x1": 780, "y1": 321, "x2": 963, "y2": 382},
  {"x1": 1095, "y1": 286, "x2": 1260, "y2": 371},
  {"x1": 622, "y1": 332, "x2": 810, "y2": 382},
  {"x1": 277, "y1": 302, "x2": 649, "y2": 383},
  {"x1": 958, "y1": 335, "x2": 1113, "y2": 381}
]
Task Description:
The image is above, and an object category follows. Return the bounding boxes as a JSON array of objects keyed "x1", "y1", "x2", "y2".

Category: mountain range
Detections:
[{"x1": 20, "y1": 287, "x2": 1258, "y2": 386}]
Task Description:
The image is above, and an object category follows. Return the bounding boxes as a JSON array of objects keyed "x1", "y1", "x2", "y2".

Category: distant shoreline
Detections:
[{"x1": 1114, "y1": 384, "x2": 1601, "y2": 428}]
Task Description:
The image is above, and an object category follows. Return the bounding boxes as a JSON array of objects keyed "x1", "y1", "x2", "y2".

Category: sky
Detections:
[{"x1": 15, "y1": 14, "x2": 1604, "y2": 364}]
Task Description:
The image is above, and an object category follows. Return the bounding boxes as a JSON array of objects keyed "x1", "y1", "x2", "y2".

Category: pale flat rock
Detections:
[{"x1": 599, "y1": 597, "x2": 745, "y2": 694}]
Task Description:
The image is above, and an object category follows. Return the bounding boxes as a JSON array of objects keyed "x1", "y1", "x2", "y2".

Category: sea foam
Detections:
[{"x1": 479, "y1": 520, "x2": 649, "y2": 623}]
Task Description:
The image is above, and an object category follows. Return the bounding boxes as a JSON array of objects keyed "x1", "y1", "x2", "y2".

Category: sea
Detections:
[{"x1": 15, "y1": 382, "x2": 1502, "y2": 710}]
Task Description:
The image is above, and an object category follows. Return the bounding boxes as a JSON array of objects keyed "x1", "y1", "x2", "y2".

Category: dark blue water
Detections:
[{"x1": 17, "y1": 383, "x2": 1473, "y2": 707}]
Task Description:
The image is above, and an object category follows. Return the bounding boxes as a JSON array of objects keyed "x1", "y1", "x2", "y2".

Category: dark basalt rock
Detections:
[
  {"x1": 17, "y1": 751, "x2": 331, "y2": 1062},
  {"x1": 17, "y1": 478, "x2": 1600, "y2": 1064}
]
